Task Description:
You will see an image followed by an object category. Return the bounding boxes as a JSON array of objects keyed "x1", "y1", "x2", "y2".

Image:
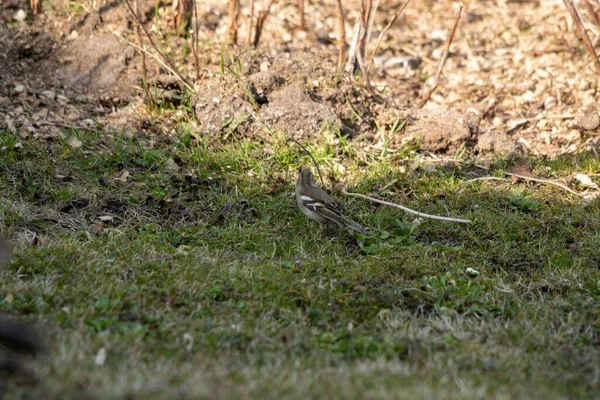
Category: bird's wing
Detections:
[{"x1": 299, "y1": 194, "x2": 347, "y2": 225}]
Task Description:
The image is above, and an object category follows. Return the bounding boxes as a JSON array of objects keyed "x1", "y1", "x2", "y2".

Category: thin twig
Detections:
[
  {"x1": 416, "y1": 4, "x2": 462, "y2": 108},
  {"x1": 287, "y1": 138, "x2": 325, "y2": 188},
  {"x1": 123, "y1": 0, "x2": 196, "y2": 93},
  {"x1": 254, "y1": 0, "x2": 276, "y2": 48},
  {"x1": 562, "y1": 0, "x2": 600, "y2": 76},
  {"x1": 464, "y1": 176, "x2": 510, "y2": 183},
  {"x1": 342, "y1": 188, "x2": 473, "y2": 224},
  {"x1": 440, "y1": 156, "x2": 588, "y2": 197},
  {"x1": 335, "y1": 0, "x2": 346, "y2": 69},
  {"x1": 504, "y1": 172, "x2": 585, "y2": 197},
  {"x1": 110, "y1": 31, "x2": 195, "y2": 92},
  {"x1": 2, "y1": 30, "x2": 22, "y2": 59},
  {"x1": 134, "y1": 0, "x2": 150, "y2": 100},
  {"x1": 368, "y1": 0, "x2": 411, "y2": 72}
]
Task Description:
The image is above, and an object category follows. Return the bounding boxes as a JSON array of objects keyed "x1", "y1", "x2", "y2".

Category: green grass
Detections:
[{"x1": 1, "y1": 126, "x2": 599, "y2": 399}]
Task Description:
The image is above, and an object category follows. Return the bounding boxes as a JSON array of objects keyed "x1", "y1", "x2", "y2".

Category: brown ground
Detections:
[{"x1": 1, "y1": 0, "x2": 600, "y2": 157}]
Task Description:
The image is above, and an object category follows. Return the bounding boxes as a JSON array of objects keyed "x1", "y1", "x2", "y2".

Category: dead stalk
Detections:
[
  {"x1": 173, "y1": 0, "x2": 193, "y2": 34},
  {"x1": 368, "y1": 0, "x2": 411, "y2": 72},
  {"x1": 121, "y1": 0, "x2": 196, "y2": 93},
  {"x1": 364, "y1": 0, "x2": 380, "y2": 47},
  {"x1": 298, "y1": 0, "x2": 306, "y2": 30},
  {"x1": 345, "y1": 15, "x2": 362, "y2": 72},
  {"x1": 582, "y1": 0, "x2": 600, "y2": 26},
  {"x1": 562, "y1": 0, "x2": 600, "y2": 76},
  {"x1": 359, "y1": 0, "x2": 378, "y2": 92},
  {"x1": 345, "y1": 1, "x2": 378, "y2": 91},
  {"x1": 356, "y1": 0, "x2": 369, "y2": 64},
  {"x1": 254, "y1": 0, "x2": 276, "y2": 48},
  {"x1": 228, "y1": 0, "x2": 240, "y2": 44},
  {"x1": 134, "y1": 0, "x2": 150, "y2": 101},
  {"x1": 191, "y1": 0, "x2": 200, "y2": 79},
  {"x1": 246, "y1": 0, "x2": 255, "y2": 47},
  {"x1": 111, "y1": 31, "x2": 195, "y2": 92},
  {"x1": 335, "y1": 0, "x2": 346, "y2": 68},
  {"x1": 417, "y1": 4, "x2": 462, "y2": 108}
]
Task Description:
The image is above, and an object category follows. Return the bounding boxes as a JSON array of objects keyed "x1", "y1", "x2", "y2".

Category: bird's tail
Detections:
[{"x1": 342, "y1": 216, "x2": 369, "y2": 236}]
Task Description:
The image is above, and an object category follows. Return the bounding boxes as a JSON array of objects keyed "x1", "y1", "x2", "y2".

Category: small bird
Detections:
[{"x1": 295, "y1": 169, "x2": 368, "y2": 235}]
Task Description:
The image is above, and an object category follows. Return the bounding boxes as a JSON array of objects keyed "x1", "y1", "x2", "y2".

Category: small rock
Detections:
[
  {"x1": 41, "y1": 90, "x2": 56, "y2": 101},
  {"x1": 67, "y1": 136, "x2": 83, "y2": 148},
  {"x1": 13, "y1": 9, "x2": 26, "y2": 21},
  {"x1": 13, "y1": 84, "x2": 25, "y2": 93},
  {"x1": 578, "y1": 111, "x2": 600, "y2": 131},
  {"x1": 574, "y1": 173, "x2": 598, "y2": 189},
  {"x1": 113, "y1": 170, "x2": 130, "y2": 183},
  {"x1": 259, "y1": 61, "x2": 270, "y2": 72},
  {"x1": 166, "y1": 158, "x2": 180, "y2": 172},
  {"x1": 94, "y1": 347, "x2": 106, "y2": 366},
  {"x1": 544, "y1": 96, "x2": 557, "y2": 110}
]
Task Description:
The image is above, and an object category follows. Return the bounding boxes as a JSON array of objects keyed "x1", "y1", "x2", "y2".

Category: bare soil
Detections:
[{"x1": 1, "y1": 0, "x2": 600, "y2": 156}]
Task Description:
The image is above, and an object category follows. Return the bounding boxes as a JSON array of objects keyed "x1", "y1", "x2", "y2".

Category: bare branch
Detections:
[{"x1": 254, "y1": 0, "x2": 276, "y2": 48}]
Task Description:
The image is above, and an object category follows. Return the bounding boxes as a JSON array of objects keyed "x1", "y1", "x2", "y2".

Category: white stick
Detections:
[{"x1": 342, "y1": 188, "x2": 473, "y2": 224}]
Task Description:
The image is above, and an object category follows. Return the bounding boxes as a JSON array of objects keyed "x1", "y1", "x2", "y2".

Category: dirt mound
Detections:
[{"x1": 54, "y1": 32, "x2": 137, "y2": 98}]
